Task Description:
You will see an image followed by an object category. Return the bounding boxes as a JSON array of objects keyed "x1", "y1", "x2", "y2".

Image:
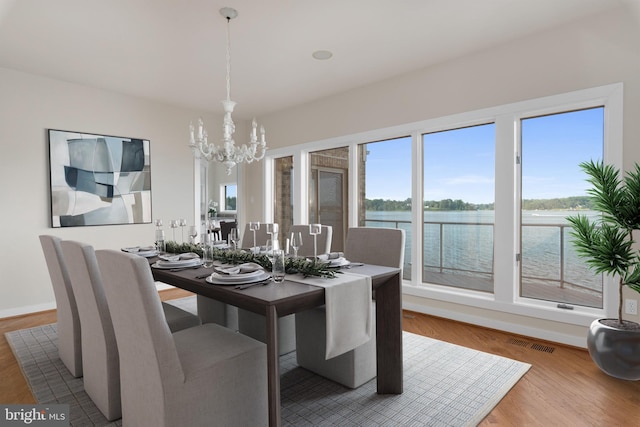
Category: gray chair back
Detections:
[
  {"x1": 96, "y1": 249, "x2": 183, "y2": 425},
  {"x1": 240, "y1": 223, "x2": 273, "y2": 249},
  {"x1": 344, "y1": 227, "x2": 405, "y2": 268},
  {"x1": 61, "y1": 240, "x2": 121, "y2": 420},
  {"x1": 96, "y1": 249, "x2": 268, "y2": 426},
  {"x1": 289, "y1": 224, "x2": 333, "y2": 257},
  {"x1": 39, "y1": 235, "x2": 82, "y2": 377}
]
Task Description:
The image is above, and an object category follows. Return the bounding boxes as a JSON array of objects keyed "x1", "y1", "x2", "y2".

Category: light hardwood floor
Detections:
[{"x1": 2, "y1": 289, "x2": 639, "y2": 426}]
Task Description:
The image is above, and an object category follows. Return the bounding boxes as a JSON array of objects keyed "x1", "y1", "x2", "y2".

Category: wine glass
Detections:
[
  {"x1": 188, "y1": 225, "x2": 198, "y2": 244},
  {"x1": 265, "y1": 238, "x2": 279, "y2": 266},
  {"x1": 265, "y1": 223, "x2": 279, "y2": 240},
  {"x1": 154, "y1": 218, "x2": 163, "y2": 229},
  {"x1": 309, "y1": 224, "x2": 322, "y2": 260},
  {"x1": 202, "y1": 241, "x2": 214, "y2": 268},
  {"x1": 170, "y1": 220, "x2": 178, "y2": 242},
  {"x1": 229, "y1": 228, "x2": 240, "y2": 250},
  {"x1": 290, "y1": 231, "x2": 303, "y2": 259},
  {"x1": 179, "y1": 218, "x2": 187, "y2": 243},
  {"x1": 249, "y1": 221, "x2": 260, "y2": 252}
]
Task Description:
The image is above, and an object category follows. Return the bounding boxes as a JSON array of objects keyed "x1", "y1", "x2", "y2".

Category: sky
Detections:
[{"x1": 365, "y1": 107, "x2": 604, "y2": 204}]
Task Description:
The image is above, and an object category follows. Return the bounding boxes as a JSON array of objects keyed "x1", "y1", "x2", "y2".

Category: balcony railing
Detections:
[{"x1": 364, "y1": 216, "x2": 603, "y2": 308}]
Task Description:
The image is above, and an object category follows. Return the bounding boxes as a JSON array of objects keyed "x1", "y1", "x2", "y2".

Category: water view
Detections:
[{"x1": 364, "y1": 209, "x2": 603, "y2": 308}]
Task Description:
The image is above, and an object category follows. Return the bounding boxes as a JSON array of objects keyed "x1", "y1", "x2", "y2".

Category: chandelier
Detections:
[{"x1": 189, "y1": 7, "x2": 267, "y2": 175}]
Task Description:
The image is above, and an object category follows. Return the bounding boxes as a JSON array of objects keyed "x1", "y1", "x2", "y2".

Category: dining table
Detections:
[{"x1": 151, "y1": 260, "x2": 403, "y2": 427}]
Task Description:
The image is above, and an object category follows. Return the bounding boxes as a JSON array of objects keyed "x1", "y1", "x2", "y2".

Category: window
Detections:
[
  {"x1": 265, "y1": 83, "x2": 622, "y2": 333},
  {"x1": 309, "y1": 147, "x2": 349, "y2": 251},
  {"x1": 358, "y1": 137, "x2": 412, "y2": 279},
  {"x1": 274, "y1": 156, "x2": 294, "y2": 238},
  {"x1": 422, "y1": 124, "x2": 496, "y2": 292},
  {"x1": 223, "y1": 184, "x2": 237, "y2": 211},
  {"x1": 520, "y1": 107, "x2": 604, "y2": 308}
]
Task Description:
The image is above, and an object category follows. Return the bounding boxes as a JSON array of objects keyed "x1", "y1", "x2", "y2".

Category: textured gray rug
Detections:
[{"x1": 6, "y1": 297, "x2": 530, "y2": 426}]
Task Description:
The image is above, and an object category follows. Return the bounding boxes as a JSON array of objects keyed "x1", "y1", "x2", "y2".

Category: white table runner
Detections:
[{"x1": 287, "y1": 272, "x2": 372, "y2": 359}]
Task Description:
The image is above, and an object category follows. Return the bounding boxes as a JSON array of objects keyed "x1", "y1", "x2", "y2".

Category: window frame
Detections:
[{"x1": 263, "y1": 83, "x2": 623, "y2": 333}]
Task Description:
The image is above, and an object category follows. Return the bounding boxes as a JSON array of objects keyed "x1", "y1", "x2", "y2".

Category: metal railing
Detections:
[{"x1": 364, "y1": 216, "x2": 602, "y2": 297}]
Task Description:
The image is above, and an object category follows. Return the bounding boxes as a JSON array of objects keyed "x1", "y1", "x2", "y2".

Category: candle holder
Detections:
[
  {"x1": 249, "y1": 221, "x2": 260, "y2": 252},
  {"x1": 309, "y1": 224, "x2": 321, "y2": 260}
]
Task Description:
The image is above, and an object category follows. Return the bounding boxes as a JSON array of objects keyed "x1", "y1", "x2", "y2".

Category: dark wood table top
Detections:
[{"x1": 151, "y1": 263, "x2": 399, "y2": 317}]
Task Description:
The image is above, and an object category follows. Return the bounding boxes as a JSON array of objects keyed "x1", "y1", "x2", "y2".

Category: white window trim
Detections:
[{"x1": 264, "y1": 82, "x2": 623, "y2": 332}]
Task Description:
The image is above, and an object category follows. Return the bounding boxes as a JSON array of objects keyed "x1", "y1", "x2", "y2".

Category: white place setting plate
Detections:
[
  {"x1": 122, "y1": 246, "x2": 158, "y2": 257},
  {"x1": 206, "y1": 270, "x2": 270, "y2": 285},
  {"x1": 328, "y1": 257, "x2": 351, "y2": 267}
]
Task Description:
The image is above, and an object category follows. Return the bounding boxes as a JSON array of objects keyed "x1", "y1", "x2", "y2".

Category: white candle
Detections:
[{"x1": 252, "y1": 118, "x2": 257, "y2": 141}]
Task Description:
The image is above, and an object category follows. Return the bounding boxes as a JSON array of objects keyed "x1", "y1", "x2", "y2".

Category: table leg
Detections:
[
  {"x1": 375, "y1": 271, "x2": 403, "y2": 394},
  {"x1": 266, "y1": 305, "x2": 281, "y2": 426}
]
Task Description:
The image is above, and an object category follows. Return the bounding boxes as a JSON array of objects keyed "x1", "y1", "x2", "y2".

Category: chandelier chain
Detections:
[{"x1": 225, "y1": 16, "x2": 231, "y2": 102}]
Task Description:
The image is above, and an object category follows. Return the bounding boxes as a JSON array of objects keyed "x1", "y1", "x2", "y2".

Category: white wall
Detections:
[
  {"x1": 245, "y1": 6, "x2": 640, "y2": 345},
  {"x1": 0, "y1": 67, "x2": 226, "y2": 317}
]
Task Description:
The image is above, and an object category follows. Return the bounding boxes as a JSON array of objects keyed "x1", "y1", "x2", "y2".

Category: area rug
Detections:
[{"x1": 6, "y1": 297, "x2": 530, "y2": 426}]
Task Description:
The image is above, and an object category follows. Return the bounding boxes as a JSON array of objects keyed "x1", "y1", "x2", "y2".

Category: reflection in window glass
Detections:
[
  {"x1": 274, "y1": 156, "x2": 294, "y2": 239},
  {"x1": 520, "y1": 107, "x2": 604, "y2": 308},
  {"x1": 359, "y1": 137, "x2": 412, "y2": 279},
  {"x1": 309, "y1": 147, "x2": 349, "y2": 251},
  {"x1": 423, "y1": 124, "x2": 496, "y2": 292}
]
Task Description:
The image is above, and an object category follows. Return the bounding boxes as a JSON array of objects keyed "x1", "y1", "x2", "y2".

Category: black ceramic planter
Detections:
[{"x1": 587, "y1": 318, "x2": 640, "y2": 380}]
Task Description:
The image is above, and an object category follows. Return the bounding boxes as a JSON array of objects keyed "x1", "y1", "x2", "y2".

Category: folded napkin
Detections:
[
  {"x1": 286, "y1": 272, "x2": 372, "y2": 359},
  {"x1": 317, "y1": 252, "x2": 345, "y2": 261},
  {"x1": 159, "y1": 252, "x2": 199, "y2": 262},
  {"x1": 122, "y1": 246, "x2": 156, "y2": 253},
  {"x1": 214, "y1": 262, "x2": 263, "y2": 275}
]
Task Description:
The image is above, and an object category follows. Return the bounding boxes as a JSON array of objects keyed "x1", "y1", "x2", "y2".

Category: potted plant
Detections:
[{"x1": 567, "y1": 160, "x2": 640, "y2": 380}]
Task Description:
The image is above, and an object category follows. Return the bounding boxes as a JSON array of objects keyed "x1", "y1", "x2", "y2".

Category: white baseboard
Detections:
[
  {"x1": 0, "y1": 301, "x2": 56, "y2": 320},
  {"x1": 402, "y1": 301, "x2": 587, "y2": 349},
  {"x1": 0, "y1": 282, "x2": 176, "y2": 320}
]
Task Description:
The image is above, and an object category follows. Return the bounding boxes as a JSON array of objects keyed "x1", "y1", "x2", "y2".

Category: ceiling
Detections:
[{"x1": 0, "y1": 0, "x2": 631, "y2": 119}]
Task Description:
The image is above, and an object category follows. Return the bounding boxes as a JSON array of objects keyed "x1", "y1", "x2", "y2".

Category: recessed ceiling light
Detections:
[{"x1": 312, "y1": 50, "x2": 333, "y2": 60}]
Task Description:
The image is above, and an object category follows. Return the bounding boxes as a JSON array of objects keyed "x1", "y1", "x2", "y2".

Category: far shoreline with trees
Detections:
[{"x1": 366, "y1": 196, "x2": 594, "y2": 211}]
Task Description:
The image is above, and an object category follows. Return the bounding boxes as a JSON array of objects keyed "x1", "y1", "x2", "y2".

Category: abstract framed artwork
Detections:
[{"x1": 48, "y1": 129, "x2": 151, "y2": 227}]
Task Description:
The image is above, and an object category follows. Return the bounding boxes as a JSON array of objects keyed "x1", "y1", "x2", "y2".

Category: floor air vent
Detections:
[
  {"x1": 530, "y1": 343, "x2": 555, "y2": 353},
  {"x1": 506, "y1": 338, "x2": 556, "y2": 354},
  {"x1": 506, "y1": 338, "x2": 530, "y2": 347}
]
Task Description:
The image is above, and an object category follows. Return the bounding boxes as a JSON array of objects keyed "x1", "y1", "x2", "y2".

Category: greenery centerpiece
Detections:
[
  {"x1": 567, "y1": 160, "x2": 640, "y2": 327},
  {"x1": 164, "y1": 241, "x2": 338, "y2": 278}
]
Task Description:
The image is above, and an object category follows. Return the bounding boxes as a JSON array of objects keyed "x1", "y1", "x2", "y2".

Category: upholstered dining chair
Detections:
[
  {"x1": 295, "y1": 226, "x2": 405, "y2": 388},
  {"x1": 39, "y1": 235, "x2": 82, "y2": 378},
  {"x1": 219, "y1": 219, "x2": 237, "y2": 243},
  {"x1": 236, "y1": 224, "x2": 333, "y2": 355},
  {"x1": 239, "y1": 222, "x2": 272, "y2": 249},
  {"x1": 60, "y1": 240, "x2": 202, "y2": 421},
  {"x1": 96, "y1": 249, "x2": 268, "y2": 427}
]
